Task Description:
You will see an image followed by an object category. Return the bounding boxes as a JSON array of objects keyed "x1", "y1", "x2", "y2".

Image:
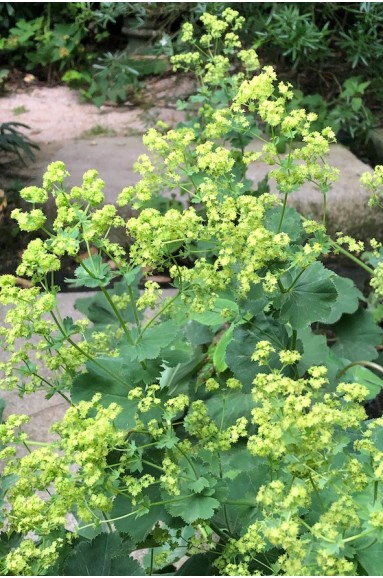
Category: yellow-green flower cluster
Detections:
[
  {"x1": 196, "y1": 142, "x2": 235, "y2": 176},
  {"x1": 42, "y1": 160, "x2": 70, "y2": 189},
  {"x1": 0, "y1": 413, "x2": 29, "y2": 459},
  {"x1": 279, "y1": 349, "x2": 301, "y2": 365},
  {"x1": 371, "y1": 261, "x2": 383, "y2": 297},
  {"x1": 184, "y1": 399, "x2": 247, "y2": 451},
  {"x1": 20, "y1": 185, "x2": 48, "y2": 204},
  {"x1": 251, "y1": 340, "x2": 275, "y2": 365},
  {"x1": 160, "y1": 455, "x2": 181, "y2": 495},
  {"x1": 127, "y1": 207, "x2": 203, "y2": 269},
  {"x1": 123, "y1": 473, "x2": 156, "y2": 504},
  {"x1": 136, "y1": 280, "x2": 162, "y2": 310},
  {"x1": 203, "y1": 55, "x2": 230, "y2": 84},
  {"x1": 16, "y1": 238, "x2": 61, "y2": 279},
  {"x1": 1, "y1": 395, "x2": 124, "y2": 573},
  {"x1": 336, "y1": 233, "x2": 365, "y2": 253},
  {"x1": 4, "y1": 538, "x2": 64, "y2": 576},
  {"x1": 159, "y1": 191, "x2": 289, "y2": 309},
  {"x1": 361, "y1": 165, "x2": 383, "y2": 207},
  {"x1": 248, "y1": 365, "x2": 366, "y2": 461},
  {"x1": 70, "y1": 169, "x2": 105, "y2": 206},
  {"x1": 11, "y1": 207, "x2": 46, "y2": 231},
  {"x1": 171, "y1": 8, "x2": 246, "y2": 85},
  {"x1": 0, "y1": 276, "x2": 61, "y2": 392}
]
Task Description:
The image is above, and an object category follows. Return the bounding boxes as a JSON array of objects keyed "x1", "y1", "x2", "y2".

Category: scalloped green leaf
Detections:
[
  {"x1": 332, "y1": 309, "x2": 382, "y2": 362},
  {"x1": 71, "y1": 357, "x2": 139, "y2": 429},
  {"x1": 213, "y1": 323, "x2": 234, "y2": 373},
  {"x1": 297, "y1": 327, "x2": 330, "y2": 374},
  {"x1": 176, "y1": 552, "x2": 218, "y2": 575},
  {"x1": 189, "y1": 298, "x2": 239, "y2": 327},
  {"x1": 75, "y1": 277, "x2": 141, "y2": 328},
  {"x1": 275, "y1": 262, "x2": 338, "y2": 329},
  {"x1": 320, "y1": 275, "x2": 362, "y2": 324},
  {"x1": 356, "y1": 540, "x2": 383, "y2": 576},
  {"x1": 119, "y1": 320, "x2": 179, "y2": 362},
  {"x1": 226, "y1": 317, "x2": 289, "y2": 387},
  {"x1": 164, "y1": 494, "x2": 220, "y2": 524},
  {"x1": 111, "y1": 487, "x2": 172, "y2": 542},
  {"x1": 64, "y1": 533, "x2": 144, "y2": 576},
  {"x1": 206, "y1": 391, "x2": 254, "y2": 429},
  {"x1": 265, "y1": 205, "x2": 303, "y2": 242}
]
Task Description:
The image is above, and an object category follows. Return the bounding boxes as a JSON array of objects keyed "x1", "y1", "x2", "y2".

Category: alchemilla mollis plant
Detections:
[{"x1": 2, "y1": 8, "x2": 383, "y2": 576}]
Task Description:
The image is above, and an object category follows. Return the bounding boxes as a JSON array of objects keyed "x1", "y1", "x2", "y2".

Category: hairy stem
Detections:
[
  {"x1": 332, "y1": 241, "x2": 374, "y2": 275},
  {"x1": 277, "y1": 192, "x2": 288, "y2": 234}
]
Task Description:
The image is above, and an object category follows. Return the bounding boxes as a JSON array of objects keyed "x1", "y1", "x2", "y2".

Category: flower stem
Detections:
[
  {"x1": 99, "y1": 285, "x2": 134, "y2": 345},
  {"x1": 337, "y1": 360, "x2": 383, "y2": 379},
  {"x1": 332, "y1": 241, "x2": 374, "y2": 275},
  {"x1": 50, "y1": 311, "x2": 128, "y2": 387},
  {"x1": 277, "y1": 193, "x2": 288, "y2": 234}
]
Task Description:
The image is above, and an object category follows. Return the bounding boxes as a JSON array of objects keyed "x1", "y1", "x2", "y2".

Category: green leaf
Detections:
[
  {"x1": 226, "y1": 317, "x2": 289, "y2": 388},
  {"x1": 65, "y1": 254, "x2": 118, "y2": 288},
  {"x1": 320, "y1": 275, "x2": 362, "y2": 324},
  {"x1": 216, "y1": 447, "x2": 268, "y2": 533},
  {"x1": 176, "y1": 552, "x2": 218, "y2": 575},
  {"x1": 356, "y1": 540, "x2": 383, "y2": 576},
  {"x1": 156, "y1": 429, "x2": 179, "y2": 449},
  {"x1": 341, "y1": 365, "x2": 383, "y2": 400},
  {"x1": 111, "y1": 487, "x2": 171, "y2": 542},
  {"x1": 119, "y1": 321, "x2": 179, "y2": 362},
  {"x1": 188, "y1": 477, "x2": 210, "y2": 493},
  {"x1": 265, "y1": 205, "x2": 303, "y2": 242},
  {"x1": 64, "y1": 533, "x2": 144, "y2": 576},
  {"x1": 160, "y1": 341, "x2": 195, "y2": 367},
  {"x1": 332, "y1": 309, "x2": 382, "y2": 362},
  {"x1": 71, "y1": 357, "x2": 138, "y2": 429},
  {"x1": 110, "y1": 555, "x2": 146, "y2": 576},
  {"x1": 75, "y1": 277, "x2": 141, "y2": 328},
  {"x1": 165, "y1": 494, "x2": 220, "y2": 524},
  {"x1": 190, "y1": 298, "x2": 239, "y2": 327},
  {"x1": 275, "y1": 263, "x2": 338, "y2": 329},
  {"x1": 185, "y1": 321, "x2": 214, "y2": 345},
  {"x1": 225, "y1": 326, "x2": 259, "y2": 388},
  {"x1": 159, "y1": 352, "x2": 204, "y2": 393},
  {"x1": 297, "y1": 327, "x2": 330, "y2": 374},
  {"x1": 238, "y1": 283, "x2": 268, "y2": 317},
  {"x1": 0, "y1": 398, "x2": 5, "y2": 422},
  {"x1": 213, "y1": 324, "x2": 234, "y2": 373},
  {"x1": 206, "y1": 391, "x2": 254, "y2": 429}
]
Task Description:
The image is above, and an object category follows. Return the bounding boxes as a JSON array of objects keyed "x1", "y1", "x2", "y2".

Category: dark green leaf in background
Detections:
[
  {"x1": 119, "y1": 320, "x2": 179, "y2": 362},
  {"x1": 275, "y1": 262, "x2": 338, "y2": 329},
  {"x1": 71, "y1": 357, "x2": 138, "y2": 429},
  {"x1": 75, "y1": 277, "x2": 141, "y2": 328},
  {"x1": 64, "y1": 533, "x2": 144, "y2": 576},
  {"x1": 331, "y1": 309, "x2": 382, "y2": 362},
  {"x1": 319, "y1": 275, "x2": 362, "y2": 324},
  {"x1": 226, "y1": 317, "x2": 289, "y2": 387}
]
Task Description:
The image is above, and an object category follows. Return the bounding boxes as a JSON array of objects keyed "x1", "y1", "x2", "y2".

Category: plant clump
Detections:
[{"x1": 2, "y1": 8, "x2": 383, "y2": 576}]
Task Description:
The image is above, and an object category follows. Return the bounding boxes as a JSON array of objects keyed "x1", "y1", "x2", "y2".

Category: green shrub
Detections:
[{"x1": 2, "y1": 9, "x2": 383, "y2": 576}]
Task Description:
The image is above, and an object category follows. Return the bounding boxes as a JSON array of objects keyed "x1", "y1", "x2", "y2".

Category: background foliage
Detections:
[{"x1": 0, "y1": 2, "x2": 382, "y2": 157}]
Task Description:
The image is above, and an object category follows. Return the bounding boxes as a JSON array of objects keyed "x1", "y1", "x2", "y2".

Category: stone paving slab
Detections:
[{"x1": 42, "y1": 137, "x2": 149, "y2": 205}]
